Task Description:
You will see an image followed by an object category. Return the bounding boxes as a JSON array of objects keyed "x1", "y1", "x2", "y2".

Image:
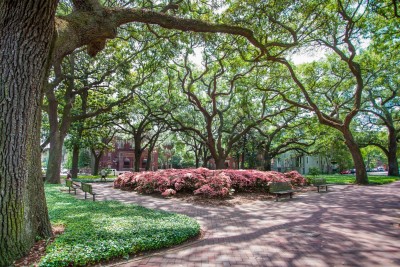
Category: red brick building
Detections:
[{"x1": 99, "y1": 139, "x2": 158, "y2": 172}]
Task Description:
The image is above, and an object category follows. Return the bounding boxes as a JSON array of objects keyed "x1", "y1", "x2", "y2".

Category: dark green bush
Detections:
[{"x1": 308, "y1": 167, "x2": 321, "y2": 176}]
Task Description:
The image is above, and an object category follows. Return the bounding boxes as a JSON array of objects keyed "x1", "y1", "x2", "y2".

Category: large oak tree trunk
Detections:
[
  {"x1": 263, "y1": 154, "x2": 272, "y2": 171},
  {"x1": 145, "y1": 145, "x2": 155, "y2": 171},
  {"x1": 0, "y1": 0, "x2": 57, "y2": 264},
  {"x1": 387, "y1": 128, "x2": 399, "y2": 176},
  {"x1": 215, "y1": 158, "x2": 227, "y2": 169},
  {"x1": 46, "y1": 132, "x2": 65, "y2": 183},
  {"x1": 342, "y1": 129, "x2": 368, "y2": 184},
  {"x1": 91, "y1": 150, "x2": 103, "y2": 175}
]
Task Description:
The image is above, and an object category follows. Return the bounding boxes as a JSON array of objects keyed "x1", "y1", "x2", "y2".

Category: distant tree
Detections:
[
  {"x1": 43, "y1": 43, "x2": 155, "y2": 183},
  {"x1": 162, "y1": 46, "x2": 293, "y2": 169},
  {"x1": 360, "y1": 37, "x2": 399, "y2": 176}
]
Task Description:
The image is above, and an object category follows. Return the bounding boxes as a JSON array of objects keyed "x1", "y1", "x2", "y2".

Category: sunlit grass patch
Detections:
[{"x1": 306, "y1": 174, "x2": 399, "y2": 185}]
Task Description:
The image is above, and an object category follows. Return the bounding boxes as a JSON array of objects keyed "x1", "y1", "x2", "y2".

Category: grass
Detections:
[
  {"x1": 60, "y1": 174, "x2": 117, "y2": 183},
  {"x1": 306, "y1": 174, "x2": 400, "y2": 185},
  {"x1": 40, "y1": 184, "x2": 200, "y2": 267}
]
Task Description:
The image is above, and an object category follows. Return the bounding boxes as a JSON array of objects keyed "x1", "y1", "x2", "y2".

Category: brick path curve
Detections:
[{"x1": 81, "y1": 181, "x2": 400, "y2": 267}]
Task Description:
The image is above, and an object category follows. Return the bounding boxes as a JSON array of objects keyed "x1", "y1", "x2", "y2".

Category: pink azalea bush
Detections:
[
  {"x1": 161, "y1": 188, "x2": 176, "y2": 197},
  {"x1": 114, "y1": 168, "x2": 306, "y2": 198},
  {"x1": 134, "y1": 172, "x2": 170, "y2": 194},
  {"x1": 284, "y1": 170, "x2": 307, "y2": 186},
  {"x1": 194, "y1": 172, "x2": 231, "y2": 197}
]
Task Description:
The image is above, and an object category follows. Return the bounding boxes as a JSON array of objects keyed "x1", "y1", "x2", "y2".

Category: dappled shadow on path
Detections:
[{"x1": 85, "y1": 182, "x2": 400, "y2": 267}]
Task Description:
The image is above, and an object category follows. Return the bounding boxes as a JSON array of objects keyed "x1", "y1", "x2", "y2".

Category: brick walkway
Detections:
[{"x1": 80, "y1": 181, "x2": 400, "y2": 267}]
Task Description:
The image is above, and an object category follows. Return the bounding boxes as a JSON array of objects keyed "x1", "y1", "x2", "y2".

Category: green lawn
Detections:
[
  {"x1": 40, "y1": 185, "x2": 200, "y2": 267},
  {"x1": 60, "y1": 174, "x2": 117, "y2": 183},
  {"x1": 306, "y1": 174, "x2": 400, "y2": 185}
]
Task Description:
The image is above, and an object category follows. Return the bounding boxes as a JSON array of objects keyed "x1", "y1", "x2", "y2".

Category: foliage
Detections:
[
  {"x1": 78, "y1": 149, "x2": 91, "y2": 168},
  {"x1": 284, "y1": 170, "x2": 307, "y2": 186},
  {"x1": 308, "y1": 167, "x2": 321, "y2": 176},
  {"x1": 39, "y1": 185, "x2": 200, "y2": 267},
  {"x1": 114, "y1": 168, "x2": 306, "y2": 198}
]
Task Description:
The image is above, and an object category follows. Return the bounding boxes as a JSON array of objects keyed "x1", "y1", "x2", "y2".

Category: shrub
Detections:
[
  {"x1": 172, "y1": 171, "x2": 207, "y2": 192},
  {"x1": 134, "y1": 172, "x2": 170, "y2": 194},
  {"x1": 161, "y1": 188, "x2": 176, "y2": 197},
  {"x1": 114, "y1": 168, "x2": 306, "y2": 198},
  {"x1": 308, "y1": 167, "x2": 321, "y2": 176},
  {"x1": 284, "y1": 170, "x2": 307, "y2": 186},
  {"x1": 193, "y1": 172, "x2": 231, "y2": 197}
]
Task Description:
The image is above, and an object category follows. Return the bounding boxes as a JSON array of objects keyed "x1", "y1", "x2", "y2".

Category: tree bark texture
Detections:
[
  {"x1": 0, "y1": 0, "x2": 57, "y2": 265},
  {"x1": 215, "y1": 158, "x2": 227, "y2": 170},
  {"x1": 46, "y1": 132, "x2": 66, "y2": 183},
  {"x1": 342, "y1": 129, "x2": 369, "y2": 185},
  {"x1": 134, "y1": 148, "x2": 141, "y2": 172},
  {"x1": 91, "y1": 150, "x2": 103, "y2": 175},
  {"x1": 388, "y1": 128, "x2": 399, "y2": 176},
  {"x1": 145, "y1": 145, "x2": 155, "y2": 171}
]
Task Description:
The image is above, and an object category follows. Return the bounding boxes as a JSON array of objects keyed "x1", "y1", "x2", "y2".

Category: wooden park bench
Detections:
[
  {"x1": 65, "y1": 179, "x2": 79, "y2": 195},
  {"x1": 81, "y1": 182, "x2": 99, "y2": 201},
  {"x1": 314, "y1": 178, "x2": 328, "y2": 192},
  {"x1": 269, "y1": 182, "x2": 295, "y2": 202}
]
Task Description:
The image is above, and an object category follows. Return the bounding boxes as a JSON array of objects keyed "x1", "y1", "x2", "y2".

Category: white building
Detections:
[{"x1": 272, "y1": 152, "x2": 336, "y2": 175}]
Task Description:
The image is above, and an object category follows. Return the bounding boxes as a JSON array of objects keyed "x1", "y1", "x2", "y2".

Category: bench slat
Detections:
[{"x1": 270, "y1": 182, "x2": 295, "y2": 201}]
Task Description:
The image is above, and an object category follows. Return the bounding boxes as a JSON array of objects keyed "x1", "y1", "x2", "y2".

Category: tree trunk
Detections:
[
  {"x1": 0, "y1": 0, "x2": 56, "y2": 264},
  {"x1": 263, "y1": 155, "x2": 272, "y2": 171},
  {"x1": 240, "y1": 135, "x2": 246, "y2": 169},
  {"x1": 46, "y1": 132, "x2": 66, "y2": 183},
  {"x1": 201, "y1": 146, "x2": 210, "y2": 168},
  {"x1": 202, "y1": 160, "x2": 208, "y2": 168},
  {"x1": 91, "y1": 151, "x2": 103, "y2": 175},
  {"x1": 71, "y1": 144, "x2": 80, "y2": 178},
  {"x1": 145, "y1": 153, "x2": 152, "y2": 171},
  {"x1": 342, "y1": 129, "x2": 368, "y2": 184},
  {"x1": 240, "y1": 152, "x2": 245, "y2": 169},
  {"x1": 387, "y1": 128, "x2": 399, "y2": 176},
  {"x1": 145, "y1": 146, "x2": 156, "y2": 171},
  {"x1": 215, "y1": 158, "x2": 227, "y2": 169},
  {"x1": 134, "y1": 149, "x2": 141, "y2": 172}
]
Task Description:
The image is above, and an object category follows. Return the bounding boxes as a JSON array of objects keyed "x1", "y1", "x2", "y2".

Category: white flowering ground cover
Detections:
[{"x1": 39, "y1": 185, "x2": 200, "y2": 267}]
